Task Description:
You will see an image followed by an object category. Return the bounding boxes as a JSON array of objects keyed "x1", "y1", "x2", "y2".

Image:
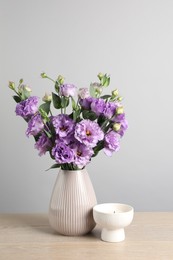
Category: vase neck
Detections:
[{"x1": 59, "y1": 168, "x2": 87, "y2": 174}]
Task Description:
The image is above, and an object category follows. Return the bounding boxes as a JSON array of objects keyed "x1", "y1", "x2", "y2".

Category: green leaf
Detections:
[
  {"x1": 46, "y1": 163, "x2": 61, "y2": 171},
  {"x1": 82, "y1": 110, "x2": 97, "y2": 120},
  {"x1": 100, "y1": 95, "x2": 111, "y2": 99},
  {"x1": 101, "y1": 75, "x2": 107, "y2": 86},
  {"x1": 104, "y1": 77, "x2": 110, "y2": 87},
  {"x1": 39, "y1": 102, "x2": 51, "y2": 114},
  {"x1": 61, "y1": 96, "x2": 69, "y2": 108},
  {"x1": 43, "y1": 129, "x2": 52, "y2": 138},
  {"x1": 52, "y1": 92, "x2": 62, "y2": 109},
  {"x1": 33, "y1": 133, "x2": 40, "y2": 142},
  {"x1": 71, "y1": 97, "x2": 76, "y2": 110},
  {"x1": 13, "y1": 95, "x2": 21, "y2": 103},
  {"x1": 54, "y1": 81, "x2": 59, "y2": 93},
  {"x1": 97, "y1": 115, "x2": 105, "y2": 126},
  {"x1": 68, "y1": 112, "x2": 73, "y2": 119},
  {"x1": 92, "y1": 141, "x2": 104, "y2": 157},
  {"x1": 49, "y1": 150, "x2": 55, "y2": 160},
  {"x1": 39, "y1": 108, "x2": 49, "y2": 122},
  {"x1": 100, "y1": 119, "x2": 109, "y2": 131},
  {"x1": 101, "y1": 74, "x2": 110, "y2": 87},
  {"x1": 73, "y1": 109, "x2": 81, "y2": 121}
]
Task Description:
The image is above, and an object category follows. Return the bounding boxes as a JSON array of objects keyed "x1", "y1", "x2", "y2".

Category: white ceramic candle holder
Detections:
[{"x1": 93, "y1": 203, "x2": 134, "y2": 242}]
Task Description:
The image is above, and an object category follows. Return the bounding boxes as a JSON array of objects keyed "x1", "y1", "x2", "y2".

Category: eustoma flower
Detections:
[
  {"x1": 79, "y1": 97, "x2": 95, "y2": 109},
  {"x1": 117, "y1": 119, "x2": 128, "y2": 137},
  {"x1": 78, "y1": 88, "x2": 90, "y2": 99},
  {"x1": 74, "y1": 119, "x2": 104, "y2": 148},
  {"x1": 52, "y1": 114, "x2": 75, "y2": 138},
  {"x1": 72, "y1": 142, "x2": 94, "y2": 167},
  {"x1": 15, "y1": 96, "x2": 39, "y2": 119},
  {"x1": 52, "y1": 141, "x2": 75, "y2": 164},
  {"x1": 103, "y1": 102, "x2": 117, "y2": 119},
  {"x1": 104, "y1": 131, "x2": 120, "y2": 156},
  {"x1": 59, "y1": 84, "x2": 76, "y2": 97},
  {"x1": 90, "y1": 98, "x2": 106, "y2": 116},
  {"x1": 35, "y1": 133, "x2": 52, "y2": 156},
  {"x1": 26, "y1": 114, "x2": 44, "y2": 137}
]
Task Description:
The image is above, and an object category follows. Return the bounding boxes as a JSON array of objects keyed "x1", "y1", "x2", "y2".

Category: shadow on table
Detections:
[{"x1": 7, "y1": 213, "x2": 101, "y2": 239}]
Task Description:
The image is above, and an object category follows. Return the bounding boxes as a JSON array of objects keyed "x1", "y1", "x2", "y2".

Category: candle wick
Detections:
[{"x1": 114, "y1": 211, "x2": 115, "y2": 213}]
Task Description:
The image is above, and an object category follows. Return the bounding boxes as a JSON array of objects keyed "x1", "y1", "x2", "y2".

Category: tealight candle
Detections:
[{"x1": 93, "y1": 203, "x2": 134, "y2": 242}]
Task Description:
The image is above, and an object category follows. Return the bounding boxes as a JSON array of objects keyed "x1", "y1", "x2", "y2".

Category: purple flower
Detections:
[
  {"x1": 111, "y1": 106, "x2": 128, "y2": 137},
  {"x1": 71, "y1": 142, "x2": 94, "y2": 167},
  {"x1": 52, "y1": 141, "x2": 74, "y2": 164},
  {"x1": 78, "y1": 88, "x2": 90, "y2": 99},
  {"x1": 26, "y1": 114, "x2": 44, "y2": 137},
  {"x1": 118, "y1": 119, "x2": 128, "y2": 137},
  {"x1": 104, "y1": 131, "x2": 120, "y2": 156},
  {"x1": 112, "y1": 113, "x2": 125, "y2": 123},
  {"x1": 91, "y1": 98, "x2": 106, "y2": 116},
  {"x1": 111, "y1": 103, "x2": 125, "y2": 122},
  {"x1": 52, "y1": 114, "x2": 75, "y2": 138},
  {"x1": 15, "y1": 96, "x2": 39, "y2": 119},
  {"x1": 103, "y1": 102, "x2": 117, "y2": 119},
  {"x1": 79, "y1": 97, "x2": 95, "y2": 109},
  {"x1": 74, "y1": 119, "x2": 104, "y2": 148},
  {"x1": 35, "y1": 133, "x2": 52, "y2": 156},
  {"x1": 59, "y1": 84, "x2": 76, "y2": 97}
]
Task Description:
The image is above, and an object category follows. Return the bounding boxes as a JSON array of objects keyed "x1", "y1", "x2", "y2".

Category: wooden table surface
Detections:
[{"x1": 0, "y1": 213, "x2": 173, "y2": 260}]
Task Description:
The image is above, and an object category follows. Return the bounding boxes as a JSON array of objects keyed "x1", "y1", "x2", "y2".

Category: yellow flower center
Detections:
[
  {"x1": 86, "y1": 130, "x2": 91, "y2": 136},
  {"x1": 77, "y1": 151, "x2": 82, "y2": 156},
  {"x1": 60, "y1": 126, "x2": 67, "y2": 131}
]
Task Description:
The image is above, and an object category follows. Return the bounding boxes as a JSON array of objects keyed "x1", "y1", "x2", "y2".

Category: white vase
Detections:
[{"x1": 49, "y1": 168, "x2": 97, "y2": 236}]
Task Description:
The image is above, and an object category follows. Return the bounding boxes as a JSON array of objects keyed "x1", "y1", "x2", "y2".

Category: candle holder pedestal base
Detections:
[{"x1": 101, "y1": 228, "x2": 125, "y2": 242}]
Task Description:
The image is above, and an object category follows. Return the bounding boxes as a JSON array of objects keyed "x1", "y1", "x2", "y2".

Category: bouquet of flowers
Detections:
[{"x1": 8, "y1": 73, "x2": 128, "y2": 170}]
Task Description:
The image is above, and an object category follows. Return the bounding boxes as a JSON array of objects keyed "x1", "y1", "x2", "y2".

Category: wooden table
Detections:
[{"x1": 0, "y1": 213, "x2": 173, "y2": 260}]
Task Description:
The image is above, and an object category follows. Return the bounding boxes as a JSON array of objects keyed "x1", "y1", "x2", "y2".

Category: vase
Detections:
[{"x1": 48, "y1": 168, "x2": 97, "y2": 236}]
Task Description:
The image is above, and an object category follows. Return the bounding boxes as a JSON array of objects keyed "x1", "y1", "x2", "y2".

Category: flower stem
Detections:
[
  {"x1": 50, "y1": 109, "x2": 53, "y2": 116},
  {"x1": 76, "y1": 98, "x2": 79, "y2": 109},
  {"x1": 14, "y1": 89, "x2": 21, "y2": 97},
  {"x1": 46, "y1": 76, "x2": 56, "y2": 83},
  {"x1": 100, "y1": 119, "x2": 109, "y2": 130}
]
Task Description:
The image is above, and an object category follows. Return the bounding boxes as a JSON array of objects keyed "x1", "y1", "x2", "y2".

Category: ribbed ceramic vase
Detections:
[{"x1": 49, "y1": 168, "x2": 97, "y2": 236}]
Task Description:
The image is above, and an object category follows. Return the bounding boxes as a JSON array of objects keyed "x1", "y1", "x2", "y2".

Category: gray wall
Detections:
[{"x1": 1, "y1": 0, "x2": 173, "y2": 212}]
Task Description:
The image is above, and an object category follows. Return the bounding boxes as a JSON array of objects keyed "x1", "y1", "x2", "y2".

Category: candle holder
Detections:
[{"x1": 93, "y1": 203, "x2": 134, "y2": 242}]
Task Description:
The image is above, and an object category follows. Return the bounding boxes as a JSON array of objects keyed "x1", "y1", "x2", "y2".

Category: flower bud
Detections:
[
  {"x1": 8, "y1": 81, "x2": 15, "y2": 90},
  {"x1": 116, "y1": 106, "x2": 124, "y2": 114},
  {"x1": 19, "y1": 78, "x2": 23, "y2": 84},
  {"x1": 58, "y1": 75, "x2": 64, "y2": 85},
  {"x1": 41, "y1": 72, "x2": 47, "y2": 78},
  {"x1": 78, "y1": 88, "x2": 90, "y2": 99},
  {"x1": 18, "y1": 84, "x2": 32, "y2": 93},
  {"x1": 117, "y1": 96, "x2": 123, "y2": 101},
  {"x1": 24, "y1": 86, "x2": 32, "y2": 92},
  {"x1": 91, "y1": 82, "x2": 103, "y2": 95},
  {"x1": 112, "y1": 89, "x2": 119, "y2": 97},
  {"x1": 113, "y1": 123, "x2": 121, "y2": 132},
  {"x1": 97, "y1": 72, "x2": 104, "y2": 80},
  {"x1": 42, "y1": 92, "x2": 52, "y2": 102},
  {"x1": 95, "y1": 86, "x2": 103, "y2": 94}
]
